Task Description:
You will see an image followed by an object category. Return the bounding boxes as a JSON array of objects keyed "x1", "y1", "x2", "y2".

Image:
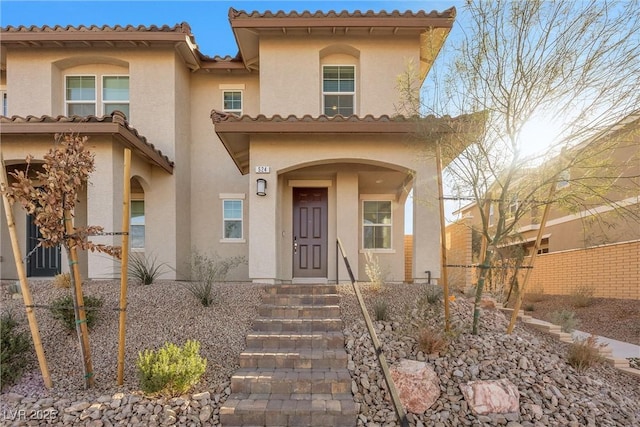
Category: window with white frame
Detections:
[
  {"x1": 1, "y1": 90, "x2": 7, "y2": 116},
  {"x1": 223, "y1": 91, "x2": 242, "y2": 114},
  {"x1": 223, "y1": 199, "x2": 243, "y2": 240},
  {"x1": 363, "y1": 200, "x2": 392, "y2": 249},
  {"x1": 323, "y1": 65, "x2": 355, "y2": 116},
  {"x1": 65, "y1": 75, "x2": 129, "y2": 117},
  {"x1": 130, "y1": 200, "x2": 145, "y2": 250}
]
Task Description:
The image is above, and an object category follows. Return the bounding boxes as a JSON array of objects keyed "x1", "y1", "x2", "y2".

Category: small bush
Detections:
[
  {"x1": 373, "y1": 300, "x2": 390, "y2": 321},
  {"x1": 129, "y1": 253, "x2": 168, "y2": 286},
  {"x1": 422, "y1": 285, "x2": 443, "y2": 305},
  {"x1": 184, "y1": 251, "x2": 245, "y2": 306},
  {"x1": 363, "y1": 251, "x2": 385, "y2": 292},
  {"x1": 417, "y1": 326, "x2": 449, "y2": 355},
  {"x1": 567, "y1": 335, "x2": 604, "y2": 372},
  {"x1": 1, "y1": 312, "x2": 31, "y2": 387},
  {"x1": 53, "y1": 272, "x2": 71, "y2": 289},
  {"x1": 50, "y1": 295, "x2": 103, "y2": 331},
  {"x1": 136, "y1": 340, "x2": 207, "y2": 397},
  {"x1": 551, "y1": 309, "x2": 580, "y2": 333},
  {"x1": 571, "y1": 285, "x2": 595, "y2": 308}
]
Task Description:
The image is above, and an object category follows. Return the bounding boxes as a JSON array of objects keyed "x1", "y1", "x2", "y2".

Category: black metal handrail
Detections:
[{"x1": 337, "y1": 238, "x2": 408, "y2": 427}]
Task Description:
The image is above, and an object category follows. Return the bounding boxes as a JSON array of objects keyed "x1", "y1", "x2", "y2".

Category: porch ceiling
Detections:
[
  {"x1": 211, "y1": 111, "x2": 484, "y2": 175},
  {"x1": 0, "y1": 111, "x2": 174, "y2": 173}
]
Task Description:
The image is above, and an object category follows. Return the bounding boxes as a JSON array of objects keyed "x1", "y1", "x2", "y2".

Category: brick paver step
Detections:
[
  {"x1": 264, "y1": 284, "x2": 338, "y2": 295},
  {"x1": 220, "y1": 393, "x2": 357, "y2": 427},
  {"x1": 230, "y1": 367, "x2": 352, "y2": 395},
  {"x1": 245, "y1": 331, "x2": 345, "y2": 350},
  {"x1": 239, "y1": 348, "x2": 348, "y2": 369},
  {"x1": 262, "y1": 293, "x2": 341, "y2": 306},
  {"x1": 252, "y1": 317, "x2": 343, "y2": 332},
  {"x1": 258, "y1": 304, "x2": 341, "y2": 318}
]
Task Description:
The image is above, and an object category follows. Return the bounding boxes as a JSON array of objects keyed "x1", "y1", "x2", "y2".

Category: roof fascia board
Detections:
[
  {"x1": 230, "y1": 17, "x2": 453, "y2": 29},
  {"x1": 1, "y1": 121, "x2": 174, "y2": 174},
  {"x1": 0, "y1": 32, "x2": 190, "y2": 43}
]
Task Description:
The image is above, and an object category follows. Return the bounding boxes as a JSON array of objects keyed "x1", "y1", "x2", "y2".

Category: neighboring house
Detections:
[
  {"x1": 1, "y1": 7, "x2": 476, "y2": 285},
  {"x1": 445, "y1": 112, "x2": 640, "y2": 298}
]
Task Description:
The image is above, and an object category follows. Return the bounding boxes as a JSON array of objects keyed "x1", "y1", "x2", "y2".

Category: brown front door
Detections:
[{"x1": 293, "y1": 187, "x2": 328, "y2": 278}]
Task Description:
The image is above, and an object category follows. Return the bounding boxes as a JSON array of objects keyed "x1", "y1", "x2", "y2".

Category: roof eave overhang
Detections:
[{"x1": 0, "y1": 121, "x2": 174, "y2": 174}]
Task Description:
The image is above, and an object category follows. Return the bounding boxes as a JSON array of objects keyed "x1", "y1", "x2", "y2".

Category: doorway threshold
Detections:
[{"x1": 292, "y1": 277, "x2": 328, "y2": 284}]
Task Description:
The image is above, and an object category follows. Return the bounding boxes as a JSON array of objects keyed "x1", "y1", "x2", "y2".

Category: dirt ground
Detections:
[{"x1": 515, "y1": 293, "x2": 640, "y2": 345}]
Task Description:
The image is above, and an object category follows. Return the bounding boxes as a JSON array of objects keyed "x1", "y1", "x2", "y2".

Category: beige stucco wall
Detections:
[{"x1": 259, "y1": 35, "x2": 419, "y2": 116}]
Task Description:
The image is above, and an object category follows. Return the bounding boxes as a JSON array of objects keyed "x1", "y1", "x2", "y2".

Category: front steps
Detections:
[{"x1": 221, "y1": 284, "x2": 357, "y2": 426}]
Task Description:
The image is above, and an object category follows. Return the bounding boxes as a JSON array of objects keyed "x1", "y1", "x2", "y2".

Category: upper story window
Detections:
[
  {"x1": 323, "y1": 65, "x2": 355, "y2": 116},
  {"x1": 223, "y1": 91, "x2": 243, "y2": 115},
  {"x1": 65, "y1": 75, "x2": 129, "y2": 117}
]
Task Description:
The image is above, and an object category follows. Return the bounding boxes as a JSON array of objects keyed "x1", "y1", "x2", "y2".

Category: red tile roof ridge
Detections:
[
  {"x1": 228, "y1": 7, "x2": 456, "y2": 20},
  {"x1": 1, "y1": 112, "x2": 174, "y2": 168},
  {"x1": 1, "y1": 22, "x2": 192, "y2": 34},
  {"x1": 210, "y1": 110, "x2": 419, "y2": 123}
]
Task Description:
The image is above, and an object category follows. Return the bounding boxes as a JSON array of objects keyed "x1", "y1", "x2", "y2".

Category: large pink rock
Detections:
[
  {"x1": 389, "y1": 359, "x2": 440, "y2": 414},
  {"x1": 459, "y1": 379, "x2": 520, "y2": 415}
]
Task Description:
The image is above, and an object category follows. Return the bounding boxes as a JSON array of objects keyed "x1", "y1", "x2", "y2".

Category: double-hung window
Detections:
[
  {"x1": 223, "y1": 91, "x2": 243, "y2": 115},
  {"x1": 130, "y1": 200, "x2": 145, "y2": 250},
  {"x1": 65, "y1": 75, "x2": 129, "y2": 117},
  {"x1": 363, "y1": 200, "x2": 392, "y2": 249},
  {"x1": 323, "y1": 65, "x2": 355, "y2": 116},
  {"x1": 223, "y1": 199, "x2": 243, "y2": 240}
]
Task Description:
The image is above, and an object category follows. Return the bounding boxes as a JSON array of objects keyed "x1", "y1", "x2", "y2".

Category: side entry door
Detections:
[{"x1": 26, "y1": 214, "x2": 61, "y2": 277}]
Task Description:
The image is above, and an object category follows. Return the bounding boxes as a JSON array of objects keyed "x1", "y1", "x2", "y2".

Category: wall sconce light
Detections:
[{"x1": 256, "y1": 178, "x2": 267, "y2": 196}]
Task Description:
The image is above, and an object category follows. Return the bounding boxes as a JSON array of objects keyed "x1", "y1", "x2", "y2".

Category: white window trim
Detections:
[
  {"x1": 220, "y1": 196, "x2": 246, "y2": 243},
  {"x1": 65, "y1": 74, "x2": 97, "y2": 116},
  {"x1": 361, "y1": 199, "x2": 393, "y2": 251},
  {"x1": 130, "y1": 199, "x2": 145, "y2": 252},
  {"x1": 65, "y1": 74, "x2": 130, "y2": 118},
  {"x1": 102, "y1": 74, "x2": 130, "y2": 117},
  {"x1": 322, "y1": 64, "x2": 356, "y2": 116},
  {"x1": 222, "y1": 89, "x2": 243, "y2": 115}
]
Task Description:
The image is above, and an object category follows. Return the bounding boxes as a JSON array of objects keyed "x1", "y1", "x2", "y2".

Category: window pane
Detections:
[
  {"x1": 66, "y1": 76, "x2": 95, "y2": 101},
  {"x1": 103, "y1": 76, "x2": 129, "y2": 100},
  {"x1": 131, "y1": 225, "x2": 145, "y2": 249},
  {"x1": 224, "y1": 200, "x2": 242, "y2": 219},
  {"x1": 224, "y1": 220, "x2": 242, "y2": 239},
  {"x1": 324, "y1": 95, "x2": 353, "y2": 116},
  {"x1": 131, "y1": 201, "x2": 144, "y2": 225},
  {"x1": 224, "y1": 91, "x2": 242, "y2": 111},
  {"x1": 68, "y1": 103, "x2": 96, "y2": 116},
  {"x1": 104, "y1": 103, "x2": 130, "y2": 117},
  {"x1": 323, "y1": 66, "x2": 339, "y2": 79},
  {"x1": 363, "y1": 225, "x2": 391, "y2": 249}
]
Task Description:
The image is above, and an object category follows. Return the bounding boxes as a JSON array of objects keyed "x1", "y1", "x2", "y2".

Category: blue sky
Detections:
[{"x1": 1, "y1": 1, "x2": 462, "y2": 58}]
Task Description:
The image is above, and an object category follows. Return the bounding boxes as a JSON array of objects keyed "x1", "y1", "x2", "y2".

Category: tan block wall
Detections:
[
  {"x1": 404, "y1": 235, "x2": 413, "y2": 283},
  {"x1": 525, "y1": 240, "x2": 639, "y2": 300},
  {"x1": 445, "y1": 219, "x2": 474, "y2": 291}
]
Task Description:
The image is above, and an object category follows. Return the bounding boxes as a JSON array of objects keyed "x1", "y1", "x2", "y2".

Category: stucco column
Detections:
[
  {"x1": 86, "y1": 145, "x2": 120, "y2": 279},
  {"x1": 249, "y1": 172, "x2": 278, "y2": 283},
  {"x1": 412, "y1": 169, "x2": 441, "y2": 283},
  {"x1": 336, "y1": 172, "x2": 359, "y2": 283}
]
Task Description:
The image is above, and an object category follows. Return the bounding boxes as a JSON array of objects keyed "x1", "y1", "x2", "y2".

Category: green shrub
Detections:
[
  {"x1": 184, "y1": 251, "x2": 245, "y2": 306},
  {"x1": 128, "y1": 253, "x2": 168, "y2": 285},
  {"x1": 1, "y1": 312, "x2": 31, "y2": 387},
  {"x1": 373, "y1": 300, "x2": 390, "y2": 321},
  {"x1": 50, "y1": 295, "x2": 103, "y2": 331},
  {"x1": 422, "y1": 285, "x2": 443, "y2": 305},
  {"x1": 567, "y1": 335, "x2": 603, "y2": 372},
  {"x1": 551, "y1": 309, "x2": 580, "y2": 333},
  {"x1": 136, "y1": 340, "x2": 207, "y2": 397}
]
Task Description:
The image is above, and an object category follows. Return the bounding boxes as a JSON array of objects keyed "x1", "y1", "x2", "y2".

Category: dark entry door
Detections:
[
  {"x1": 26, "y1": 214, "x2": 61, "y2": 277},
  {"x1": 293, "y1": 188, "x2": 328, "y2": 278}
]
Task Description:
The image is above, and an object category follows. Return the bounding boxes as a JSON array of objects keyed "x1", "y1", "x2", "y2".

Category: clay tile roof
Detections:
[
  {"x1": 228, "y1": 8, "x2": 456, "y2": 21},
  {"x1": 1, "y1": 22, "x2": 193, "y2": 35},
  {"x1": 1, "y1": 111, "x2": 174, "y2": 174}
]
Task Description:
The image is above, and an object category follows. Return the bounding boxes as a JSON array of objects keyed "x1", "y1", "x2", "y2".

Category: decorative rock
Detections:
[
  {"x1": 192, "y1": 391, "x2": 210, "y2": 401},
  {"x1": 459, "y1": 379, "x2": 520, "y2": 415},
  {"x1": 199, "y1": 405, "x2": 212, "y2": 422},
  {"x1": 64, "y1": 401, "x2": 91, "y2": 413},
  {"x1": 389, "y1": 359, "x2": 440, "y2": 414}
]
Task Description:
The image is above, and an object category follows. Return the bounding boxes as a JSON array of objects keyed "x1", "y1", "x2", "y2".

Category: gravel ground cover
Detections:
[{"x1": 339, "y1": 283, "x2": 640, "y2": 427}]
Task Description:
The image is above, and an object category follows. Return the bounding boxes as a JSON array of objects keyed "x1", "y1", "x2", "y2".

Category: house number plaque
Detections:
[{"x1": 255, "y1": 166, "x2": 270, "y2": 174}]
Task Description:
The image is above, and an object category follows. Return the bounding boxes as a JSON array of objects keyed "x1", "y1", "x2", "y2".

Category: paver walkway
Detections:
[{"x1": 220, "y1": 284, "x2": 357, "y2": 426}]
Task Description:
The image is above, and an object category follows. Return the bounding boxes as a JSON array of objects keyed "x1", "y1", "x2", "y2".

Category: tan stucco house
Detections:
[{"x1": 1, "y1": 7, "x2": 473, "y2": 285}]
